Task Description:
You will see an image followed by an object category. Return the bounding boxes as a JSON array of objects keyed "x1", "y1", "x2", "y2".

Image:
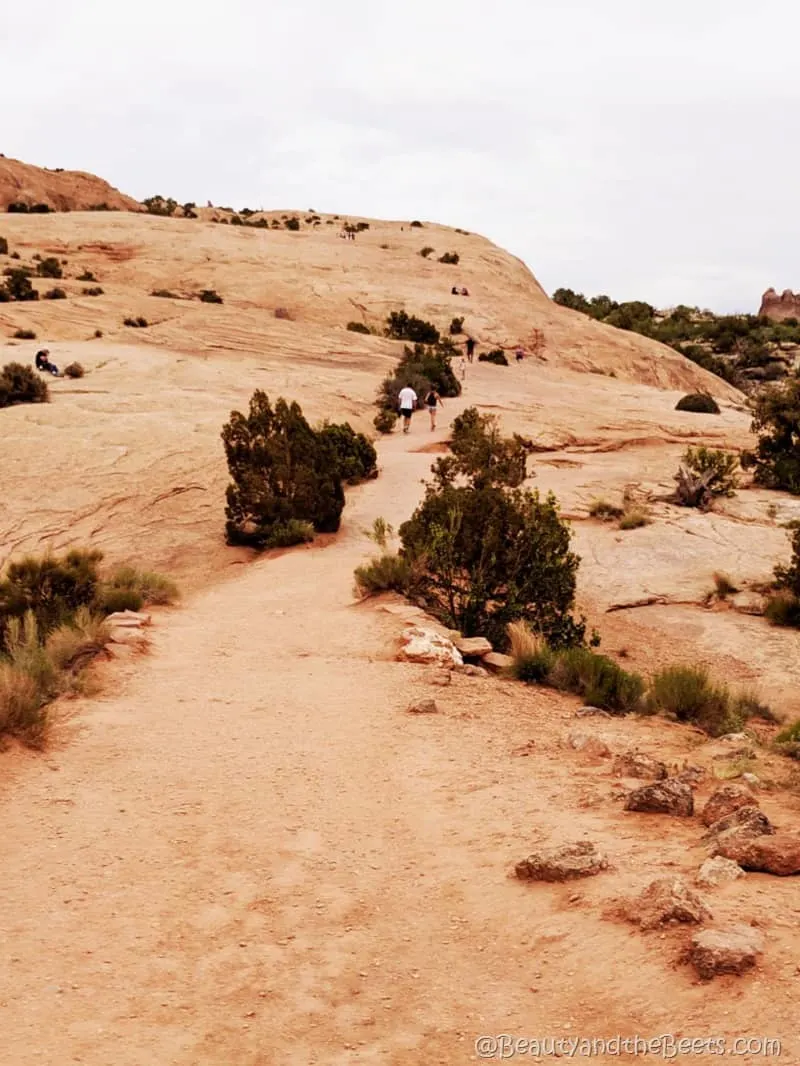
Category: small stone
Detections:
[
  {"x1": 515, "y1": 841, "x2": 609, "y2": 882},
  {"x1": 701, "y1": 784, "x2": 756, "y2": 827},
  {"x1": 674, "y1": 765, "x2": 707, "y2": 789},
  {"x1": 398, "y1": 626, "x2": 463, "y2": 667},
  {"x1": 624, "y1": 779, "x2": 694, "y2": 817},
  {"x1": 715, "y1": 833, "x2": 800, "y2": 876},
  {"x1": 704, "y1": 806, "x2": 773, "y2": 845},
  {"x1": 407, "y1": 699, "x2": 439, "y2": 715},
  {"x1": 454, "y1": 663, "x2": 489, "y2": 678},
  {"x1": 696, "y1": 857, "x2": 744, "y2": 888},
  {"x1": 612, "y1": 751, "x2": 668, "y2": 781},
  {"x1": 482, "y1": 652, "x2": 514, "y2": 673},
  {"x1": 429, "y1": 669, "x2": 452, "y2": 687},
  {"x1": 625, "y1": 877, "x2": 711, "y2": 930},
  {"x1": 567, "y1": 733, "x2": 611, "y2": 759},
  {"x1": 741, "y1": 773, "x2": 761, "y2": 789},
  {"x1": 454, "y1": 636, "x2": 493, "y2": 657},
  {"x1": 688, "y1": 925, "x2": 764, "y2": 979},
  {"x1": 574, "y1": 706, "x2": 613, "y2": 719}
]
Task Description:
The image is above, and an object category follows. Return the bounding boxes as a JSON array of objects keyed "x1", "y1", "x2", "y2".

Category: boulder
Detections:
[
  {"x1": 704, "y1": 806, "x2": 773, "y2": 844},
  {"x1": 482, "y1": 652, "x2": 514, "y2": 673},
  {"x1": 407, "y1": 698, "x2": 439, "y2": 715},
  {"x1": 687, "y1": 925, "x2": 764, "y2": 979},
  {"x1": 612, "y1": 751, "x2": 668, "y2": 781},
  {"x1": 741, "y1": 772, "x2": 761, "y2": 790},
  {"x1": 398, "y1": 626, "x2": 463, "y2": 667},
  {"x1": 729, "y1": 591, "x2": 766, "y2": 616},
  {"x1": 674, "y1": 765, "x2": 707, "y2": 789},
  {"x1": 515, "y1": 841, "x2": 609, "y2": 882},
  {"x1": 454, "y1": 636, "x2": 493, "y2": 658},
  {"x1": 715, "y1": 834, "x2": 800, "y2": 875},
  {"x1": 575, "y1": 706, "x2": 613, "y2": 719},
  {"x1": 568, "y1": 733, "x2": 612, "y2": 759},
  {"x1": 624, "y1": 779, "x2": 694, "y2": 817},
  {"x1": 696, "y1": 857, "x2": 744, "y2": 889},
  {"x1": 455, "y1": 663, "x2": 488, "y2": 678},
  {"x1": 701, "y1": 784, "x2": 756, "y2": 827},
  {"x1": 626, "y1": 877, "x2": 711, "y2": 930}
]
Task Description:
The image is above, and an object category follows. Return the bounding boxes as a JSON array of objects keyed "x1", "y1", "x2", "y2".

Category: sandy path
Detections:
[{"x1": 1, "y1": 398, "x2": 795, "y2": 1066}]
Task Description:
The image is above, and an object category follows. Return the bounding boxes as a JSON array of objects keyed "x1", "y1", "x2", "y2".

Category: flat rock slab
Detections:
[
  {"x1": 624, "y1": 779, "x2": 694, "y2": 817},
  {"x1": 626, "y1": 876, "x2": 711, "y2": 930},
  {"x1": 454, "y1": 636, "x2": 493, "y2": 657},
  {"x1": 701, "y1": 784, "x2": 756, "y2": 827},
  {"x1": 696, "y1": 856, "x2": 744, "y2": 889},
  {"x1": 482, "y1": 652, "x2": 513, "y2": 673},
  {"x1": 688, "y1": 925, "x2": 764, "y2": 979},
  {"x1": 515, "y1": 841, "x2": 609, "y2": 882},
  {"x1": 407, "y1": 699, "x2": 439, "y2": 715},
  {"x1": 715, "y1": 833, "x2": 800, "y2": 875},
  {"x1": 568, "y1": 732, "x2": 611, "y2": 759}
]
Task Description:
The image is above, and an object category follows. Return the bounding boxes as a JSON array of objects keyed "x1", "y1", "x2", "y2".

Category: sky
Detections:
[{"x1": 2, "y1": 0, "x2": 798, "y2": 313}]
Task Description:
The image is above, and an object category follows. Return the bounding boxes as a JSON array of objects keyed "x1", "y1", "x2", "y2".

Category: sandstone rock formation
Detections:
[
  {"x1": 515, "y1": 841, "x2": 609, "y2": 882},
  {"x1": 687, "y1": 926, "x2": 764, "y2": 979},
  {"x1": 759, "y1": 287, "x2": 800, "y2": 322},
  {"x1": 625, "y1": 876, "x2": 711, "y2": 930},
  {"x1": 0, "y1": 156, "x2": 140, "y2": 212},
  {"x1": 696, "y1": 856, "x2": 743, "y2": 888},
  {"x1": 700, "y1": 783, "x2": 756, "y2": 827},
  {"x1": 624, "y1": 779, "x2": 694, "y2": 817}
]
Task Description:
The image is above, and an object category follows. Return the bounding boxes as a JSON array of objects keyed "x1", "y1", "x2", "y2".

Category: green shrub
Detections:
[
  {"x1": 317, "y1": 421, "x2": 378, "y2": 484},
  {"x1": 36, "y1": 258, "x2": 63, "y2": 279},
  {"x1": 199, "y1": 289, "x2": 223, "y2": 304},
  {"x1": 588, "y1": 498, "x2": 623, "y2": 520},
  {"x1": 478, "y1": 349, "x2": 508, "y2": 366},
  {"x1": 377, "y1": 342, "x2": 461, "y2": 411},
  {"x1": 221, "y1": 392, "x2": 346, "y2": 548},
  {"x1": 374, "y1": 408, "x2": 397, "y2": 434},
  {"x1": 419, "y1": 247, "x2": 435, "y2": 258},
  {"x1": 618, "y1": 508, "x2": 649, "y2": 530},
  {"x1": 63, "y1": 362, "x2": 85, "y2": 379},
  {"x1": 0, "y1": 549, "x2": 102, "y2": 649},
  {"x1": 77, "y1": 271, "x2": 96, "y2": 282},
  {"x1": 682, "y1": 446, "x2": 739, "y2": 497},
  {"x1": 747, "y1": 379, "x2": 800, "y2": 493},
  {"x1": 5, "y1": 269, "x2": 38, "y2": 301},
  {"x1": 284, "y1": 217, "x2": 300, "y2": 231},
  {"x1": 449, "y1": 316, "x2": 464, "y2": 335},
  {"x1": 347, "y1": 321, "x2": 371, "y2": 334},
  {"x1": 43, "y1": 287, "x2": 66, "y2": 300},
  {"x1": 0, "y1": 362, "x2": 48, "y2": 407},
  {"x1": 438, "y1": 252, "x2": 460, "y2": 265},
  {"x1": 93, "y1": 330, "x2": 103, "y2": 338},
  {"x1": 0, "y1": 237, "x2": 7, "y2": 255},
  {"x1": 95, "y1": 586, "x2": 144, "y2": 613},
  {"x1": 97, "y1": 565, "x2": 178, "y2": 609},
  {"x1": 435, "y1": 407, "x2": 528, "y2": 489},
  {"x1": 82, "y1": 286, "x2": 104, "y2": 296},
  {"x1": 675, "y1": 392, "x2": 720, "y2": 414},
  {"x1": 263, "y1": 519, "x2": 315, "y2": 548},
  {"x1": 151, "y1": 289, "x2": 177, "y2": 298},
  {"x1": 354, "y1": 553, "x2": 412, "y2": 597},
  {"x1": 385, "y1": 310, "x2": 440, "y2": 345},
  {"x1": 549, "y1": 647, "x2": 645, "y2": 712},
  {"x1": 507, "y1": 623, "x2": 556, "y2": 683},
  {"x1": 143, "y1": 195, "x2": 177, "y2": 216},
  {"x1": 12, "y1": 329, "x2": 36, "y2": 340},
  {"x1": 647, "y1": 666, "x2": 744, "y2": 736},
  {"x1": 7, "y1": 202, "x2": 30, "y2": 213}
]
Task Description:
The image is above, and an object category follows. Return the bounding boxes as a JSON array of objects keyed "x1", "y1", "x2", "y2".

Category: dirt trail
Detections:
[{"x1": 3, "y1": 390, "x2": 797, "y2": 1066}]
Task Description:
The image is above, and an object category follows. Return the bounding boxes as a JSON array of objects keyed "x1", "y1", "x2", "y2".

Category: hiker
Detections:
[
  {"x1": 397, "y1": 384, "x2": 417, "y2": 434},
  {"x1": 35, "y1": 349, "x2": 59, "y2": 376},
  {"x1": 464, "y1": 336, "x2": 476, "y2": 363},
  {"x1": 515, "y1": 346, "x2": 525, "y2": 362},
  {"x1": 424, "y1": 387, "x2": 443, "y2": 431},
  {"x1": 451, "y1": 286, "x2": 459, "y2": 295},
  {"x1": 460, "y1": 287, "x2": 469, "y2": 296}
]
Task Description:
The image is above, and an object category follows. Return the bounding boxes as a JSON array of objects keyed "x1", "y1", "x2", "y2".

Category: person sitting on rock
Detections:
[
  {"x1": 460, "y1": 287, "x2": 469, "y2": 296},
  {"x1": 35, "y1": 349, "x2": 59, "y2": 375},
  {"x1": 451, "y1": 286, "x2": 459, "y2": 295}
]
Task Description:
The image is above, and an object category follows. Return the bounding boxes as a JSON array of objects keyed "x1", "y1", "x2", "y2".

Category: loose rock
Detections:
[
  {"x1": 626, "y1": 877, "x2": 711, "y2": 930},
  {"x1": 696, "y1": 857, "x2": 744, "y2": 888},
  {"x1": 575, "y1": 706, "x2": 613, "y2": 719},
  {"x1": 515, "y1": 841, "x2": 609, "y2": 882},
  {"x1": 729, "y1": 591, "x2": 766, "y2": 616},
  {"x1": 704, "y1": 806, "x2": 773, "y2": 844},
  {"x1": 568, "y1": 733, "x2": 612, "y2": 759},
  {"x1": 398, "y1": 626, "x2": 463, "y2": 667},
  {"x1": 429, "y1": 669, "x2": 452, "y2": 687},
  {"x1": 407, "y1": 699, "x2": 439, "y2": 715},
  {"x1": 688, "y1": 925, "x2": 764, "y2": 979},
  {"x1": 454, "y1": 663, "x2": 489, "y2": 678},
  {"x1": 674, "y1": 765, "x2": 707, "y2": 789},
  {"x1": 612, "y1": 751, "x2": 668, "y2": 781},
  {"x1": 701, "y1": 784, "x2": 756, "y2": 827},
  {"x1": 624, "y1": 779, "x2": 694, "y2": 817},
  {"x1": 105, "y1": 610, "x2": 152, "y2": 628},
  {"x1": 715, "y1": 834, "x2": 800, "y2": 875},
  {"x1": 482, "y1": 652, "x2": 514, "y2": 673},
  {"x1": 454, "y1": 636, "x2": 493, "y2": 658}
]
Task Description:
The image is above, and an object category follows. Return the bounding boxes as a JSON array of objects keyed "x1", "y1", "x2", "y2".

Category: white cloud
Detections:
[{"x1": 3, "y1": 0, "x2": 799, "y2": 311}]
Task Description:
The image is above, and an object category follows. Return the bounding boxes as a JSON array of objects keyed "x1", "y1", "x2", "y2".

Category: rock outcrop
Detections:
[
  {"x1": 760, "y1": 287, "x2": 800, "y2": 322},
  {"x1": 0, "y1": 156, "x2": 140, "y2": 212}
]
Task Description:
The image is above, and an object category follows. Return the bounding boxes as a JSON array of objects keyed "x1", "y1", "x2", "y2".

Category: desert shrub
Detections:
[
  {"x1": 36, "y1": 258, "x2": 63, "y2": 279},
  {"x1": 317, "y1": 421, "x2": 378, "y2": 484},
  {"x1": 0, "y1": 549, "x2": 102, "y2": 650},
  {"x1": 43, "y1": 287, "x2": 66, "y2": 300},
  {"x1": 347, "y1": 321, "x2": 370, "y2": 334},
  {"x1": 284, "y1": 217, "x2": 300, "y2": 231},
  {"x1": 123, "y1": 317, "x2": 148, "y2": 328},
  {"x1": 419, "y1": 247, "x2": 435, "y2": 258},
  {"x1": 199, "y1": 289, "x2": 223, "y2": 304},
  {"x1": 478, "y1": 348, "x2": 508, "y2": 366},
  {"x1": 449, "y1": 316, "x2": 464, "y2": 335},
  {"x1": 44, "y1": 607, "x2": 110, "y2": 673},
  {"x1": 77, "y1": 271, "x2": 96, "y2": 282},
  {"x1": 410, "y1": 220, "x2": 423, "y2": 227},
  {"x1": 9, "y1": 252, "x2": 20, "y2": 259},
  {"x1": 63, "y1": 362, "x2": 85, "y2": 379},
  {"x1": 647, "y1": 666, "x2": 744, "y2": 736},
  {"x1": 438, "y1": 252, "x2": 460, "y2": 265},
  {"x1": 97, "y1": 565, "x2": 179, "y2": 610},
  {"x1": 353, "y1": 553, "x2": 412, "y2": 597},
  {"x1": 589, "y1": 498, "x2": 623, "y2": 520},
  {"x1": 0, "y1": 657, "x2": 47, "y2": 744},
  {"x1": 221, "y1": 392, "x2": 346, "y2": 548},
  {"x1": 151, "y1": 289, "x2": 177, "y2": 298},
  {"x1": 435, "y1": 407, "x2": 528, "y2": 489},
  {"x1": 95, "y1": 586, "x2": 143, "y2": 613},
  {"x1": 7, "y1": 202, "x2": 29, "y2": 213},
  {"x1": 5, "y1": 269, "x2": 38, "y2": 301},
  {"x1": 765, "y1": 589, "x2": 800, "y2": 627},
  {"x1": 31, "y1": 204, "x2": 52, "y2": 214},
  {"x1": 549, "y1": 647, "x2": 645, "y2": 712},
  {"x1": 712, "y1": 571, "x2": 738, "y2": 598},
  {"x1": 82, "y1": 286, "x2": 104, "y2": 296},
  {"x1": 374, "y1": 408, "x2": 397, "y2": 434},
  {"x1": 746, "y1": 379, "x2": 800, "y2": 493},
  {"x1": 682, "y1": 446, "x2": 739, "y2": 497},
  {"x1": 143, "y1": 195, "x2": 177, "y2": 216},
  {"x1": 377, "y1": 343, "x2": 461, "y2": 412},
  {"x1": 777, "y1": 719, "x2": 800, "y2": 744},
  {"x1": 0, "y1": 287, "x2": 9, "y2": 302},
  {"x1": 675, "y1": 392, "x2": 720, "y2": 414},
  {"x1": 12, "y1": 329, "x2": 37, "y2": 340},
  {"x1": 507, "y1": 622, "x2": 556, "y2": 683},
  {"x1": 93, "y1": 330, "x2": 103, "y2": 338},
  {"x1": 274, "y1": 307, "x2": 293, "y2": 320},
  {"x1": 0, "y1": 237, "x2": 7, "y2": 255},
  {"x1": 385, "y1": 310, "x2": 440, "y2": 345},
  {"x1": 0, "y1": 362, "x2": 48, "y2": 407},
  {"x1": 619, "y1": 508, "x2": 649, "y2": 530},
  {"x1": 261, "y1": 519, "x2": 315, "y2": 549}
]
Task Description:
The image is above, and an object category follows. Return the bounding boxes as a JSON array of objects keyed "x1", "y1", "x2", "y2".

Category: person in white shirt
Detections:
[{"x1": 397, "y1": 385, "x2": 418, "y2": 434}]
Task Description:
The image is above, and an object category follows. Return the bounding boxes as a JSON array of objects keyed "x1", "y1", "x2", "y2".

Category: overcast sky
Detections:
[{"x1": 3, "y1": 0, "x2": 798, "y2": 312}]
